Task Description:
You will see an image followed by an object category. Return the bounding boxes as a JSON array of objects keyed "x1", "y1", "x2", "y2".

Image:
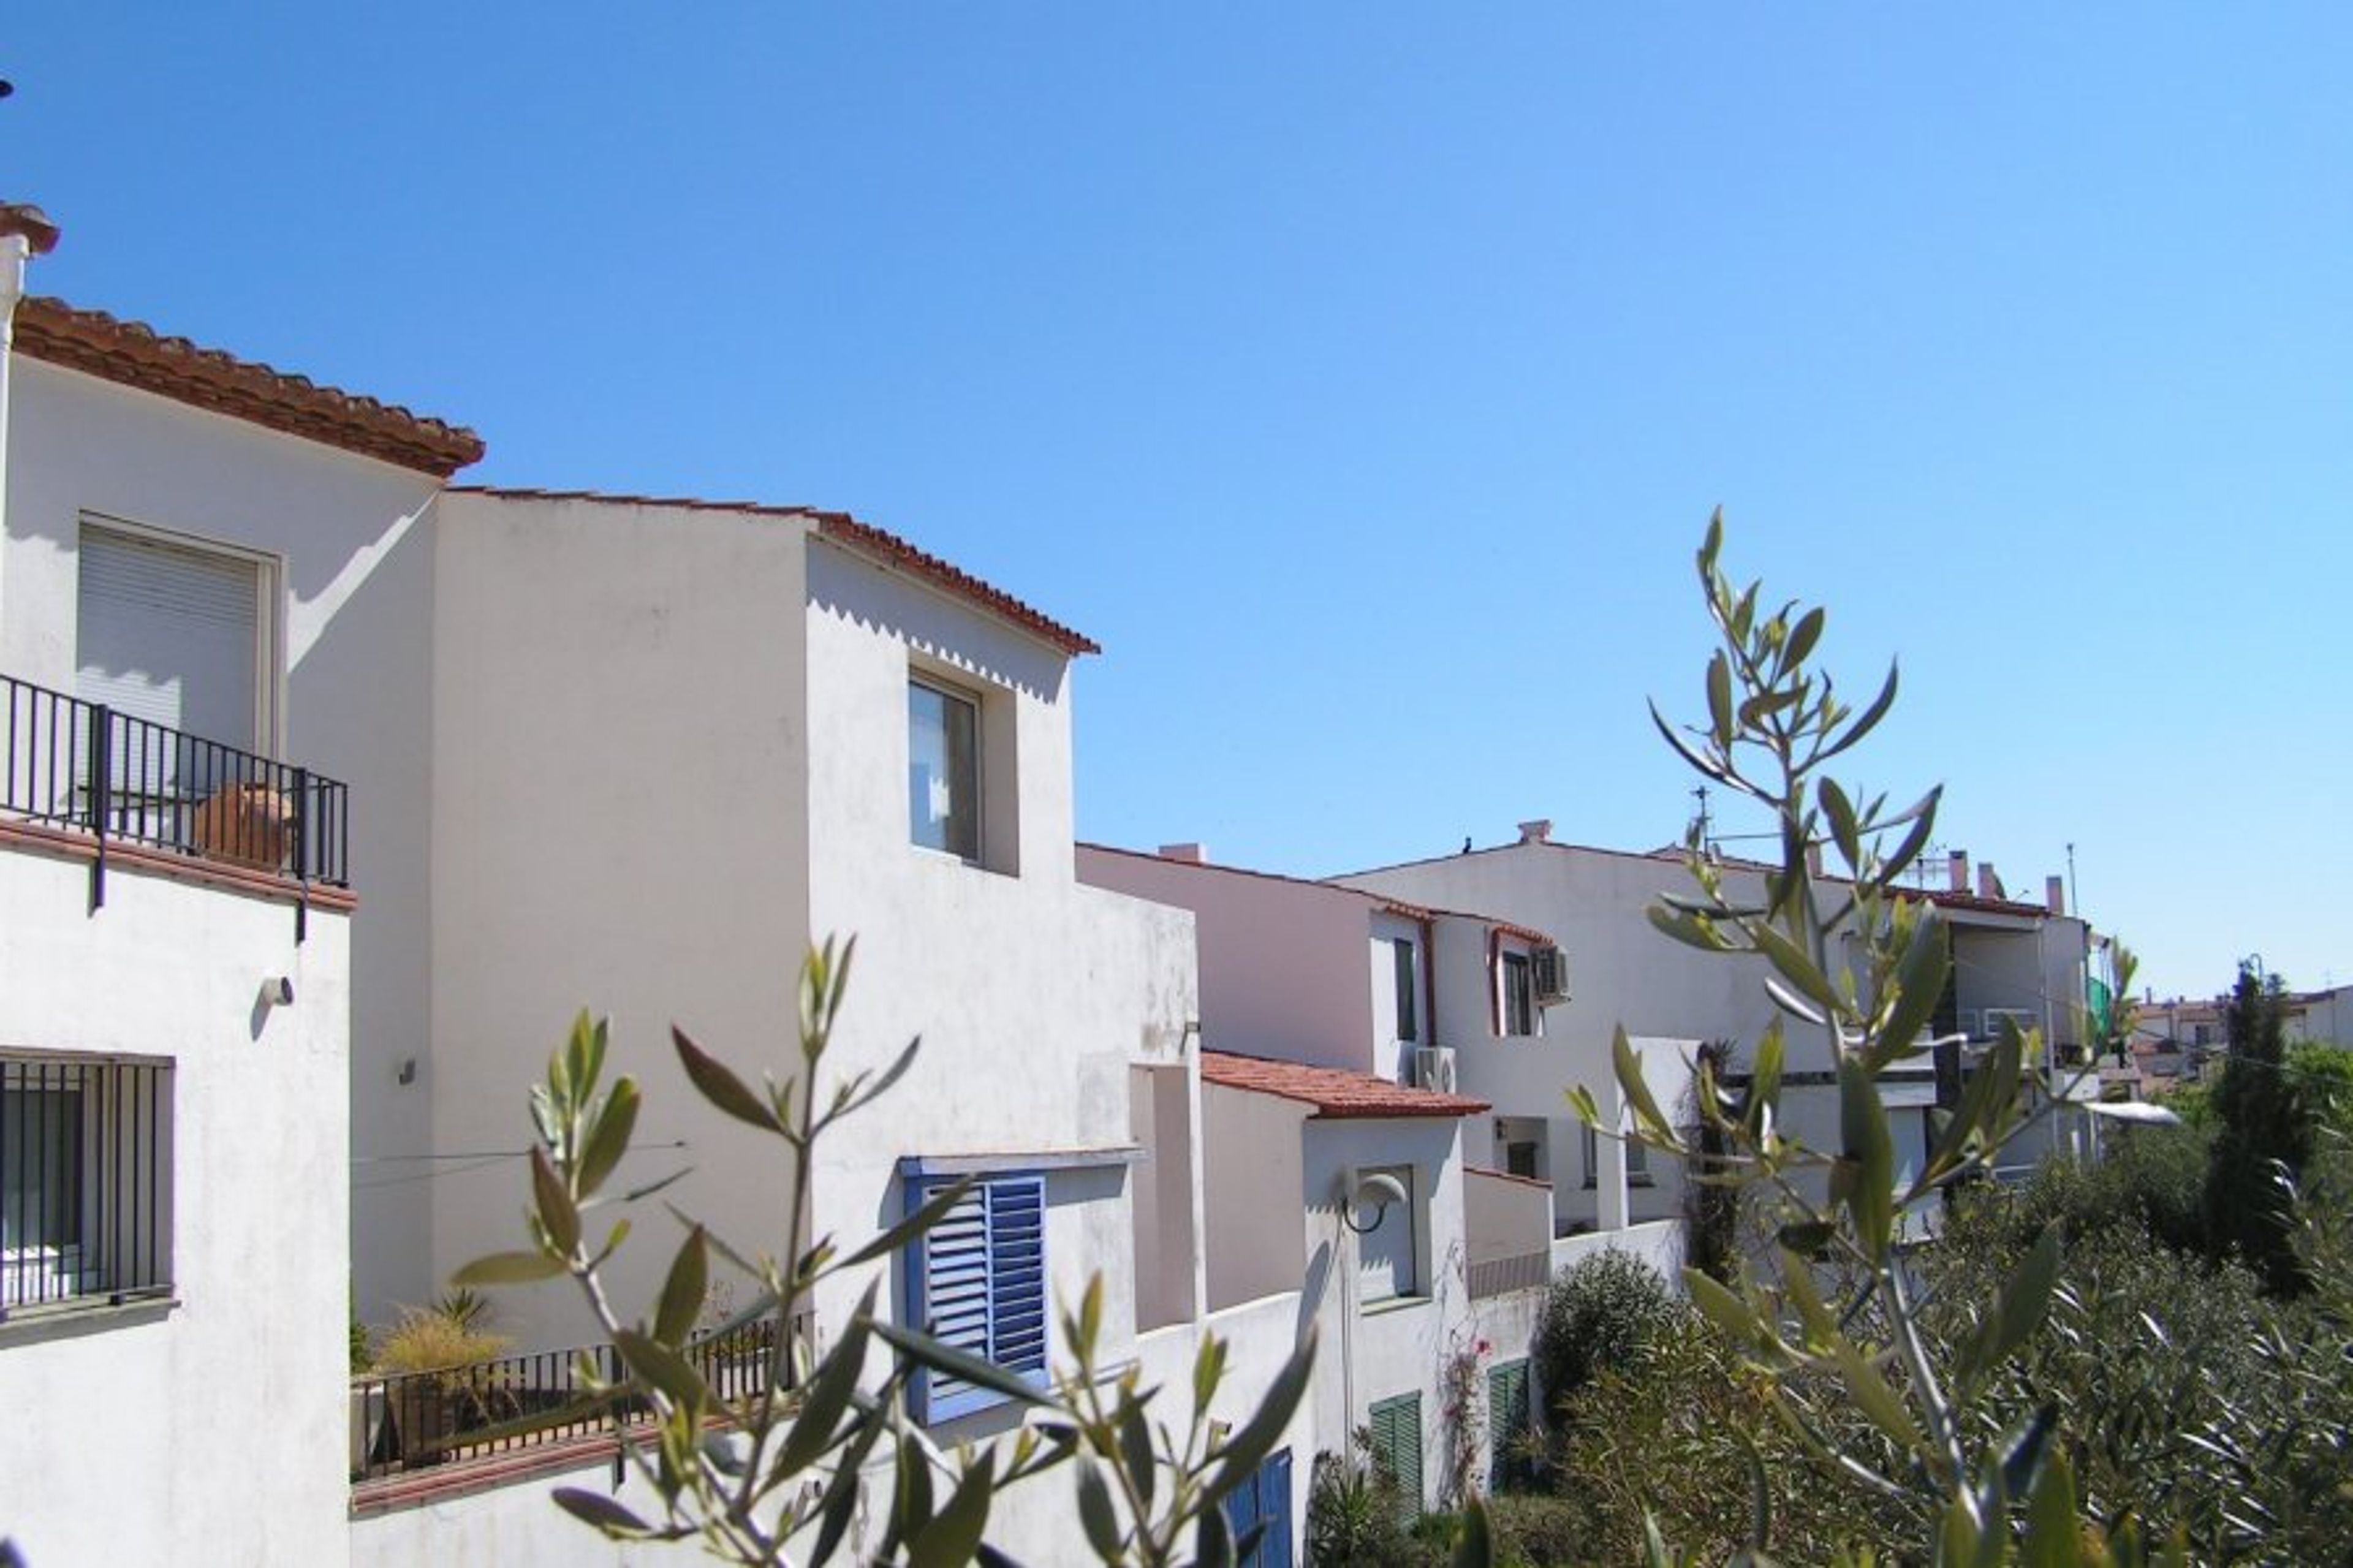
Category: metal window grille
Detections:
[{"x1": 1, "y1": 1054, "x2": 173, "y2": 1316}]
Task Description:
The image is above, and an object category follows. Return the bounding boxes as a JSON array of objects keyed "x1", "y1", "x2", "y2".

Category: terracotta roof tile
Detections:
[
  {"x1": 446, "y1": 485, "x2": 1097, "y2": 657},
  {"x1": 1200, "y1": 1050, "x2": 1490, "y2": 1119},
  {"x1": 14, "y1": 296, "x2": 483, "y2": 476}
]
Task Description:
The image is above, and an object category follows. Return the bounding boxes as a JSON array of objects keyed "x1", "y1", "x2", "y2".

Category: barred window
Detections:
[{"x1": 2, "y1": 1054, "x2": 173, "y2": 1318}]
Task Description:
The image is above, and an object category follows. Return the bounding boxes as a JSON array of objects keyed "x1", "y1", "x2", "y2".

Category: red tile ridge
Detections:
[
  {"x1": 13, "y1": 296, "x2": 483, "y2": 477},
  {"x1": 445, "y1": 485, "x2": 1097, "y2": 657},
  {"x1": 1200, "y1": 1049, "x2": 1490, "y2": 1119}
]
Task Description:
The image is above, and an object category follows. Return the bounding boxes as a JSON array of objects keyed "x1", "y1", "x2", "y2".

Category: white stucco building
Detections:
[
  {"x1": 0, "y1": 205, "x2": 1311, "y2": 1562},
  {"x1": 1078, "y1": 843, "x2": 1678, "y2": 1509},
  {"x1": 0, "y1": 201, "x2": 464, "y2": 1568},
  {"x1": 1334, "y1": 825, "x2": 2101, "y2": 1199}
]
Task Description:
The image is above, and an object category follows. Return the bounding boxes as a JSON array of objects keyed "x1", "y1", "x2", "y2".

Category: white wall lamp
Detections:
[
  {"x1": 257, "y1": 975, "x2": 294, "y2": 1010},
  {"x1": 1339, "y1": 1170, "x2": 1408, "y2": 1234}
]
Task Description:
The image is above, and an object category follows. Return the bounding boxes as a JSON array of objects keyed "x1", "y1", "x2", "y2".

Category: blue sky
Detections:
[{"x1": 10, "y1": 6, "x2": 2347, "y2": 1000}]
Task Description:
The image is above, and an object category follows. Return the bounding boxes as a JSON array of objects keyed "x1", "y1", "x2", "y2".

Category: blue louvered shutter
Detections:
[
  {"x1": 906, "y1": 1173, "x2": 1047, "y2": 1422},
  {"x1": 1223, "y1": 1447, "x2": 1294, "y2": 1568}
]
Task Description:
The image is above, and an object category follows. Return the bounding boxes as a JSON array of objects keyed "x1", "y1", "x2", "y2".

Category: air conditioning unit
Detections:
[
  {"x1": 1531, "y1": 945, "x2": 1571, "y2": 1004},
  {"x1": 1413, "y1": 1046, "x2": 1458, "y2": 1094}
]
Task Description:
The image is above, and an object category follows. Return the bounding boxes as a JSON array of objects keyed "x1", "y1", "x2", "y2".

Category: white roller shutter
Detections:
[{"x1": 75, "y1": 526, "x2": 262, "y2": 752}]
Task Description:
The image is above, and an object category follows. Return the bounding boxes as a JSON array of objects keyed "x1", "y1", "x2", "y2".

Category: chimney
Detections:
[
  {"x1": 1156, "y1": 843, "x2": 1206, "y2": 864},
  {"x1": 1948, "y1": 850, "x2": 1969, "y2": 893},
  {"x1": 1977, "y1": 862, "x2": 2001, "y2": 900},
  {"x1": 1517, "y1": 819, "x2": 1552, "y2": 846},
  {"x1": 1805, "y1": 843, "x2": 1824, "y2": 877},
  {"x1": 0, "y1": 204, "x2": 59, "y2": 555},
  {"x1": 2045, "y1": 875, "x2": 2066, "y2": 917}
]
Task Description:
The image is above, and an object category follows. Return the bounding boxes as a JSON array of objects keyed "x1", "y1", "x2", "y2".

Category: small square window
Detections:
[{"x1": 907, "y1": 678, "x2": 980, "y2": 861}]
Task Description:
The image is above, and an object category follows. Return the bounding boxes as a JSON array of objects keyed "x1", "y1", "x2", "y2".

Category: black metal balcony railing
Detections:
[
  {"x1": 350, "y1": 1316, "x2": 801, "y2": 1485},
  {"x1": 2, "y1": 672, "x2": 350, "y2": 890}
]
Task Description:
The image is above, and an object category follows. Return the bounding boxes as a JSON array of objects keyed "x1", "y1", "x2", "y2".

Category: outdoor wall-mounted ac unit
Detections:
[
  {"x1": 1532, "y1": 945, "x2": 1571, "y2": 1003},
  {"x1": 1414, "y1": 1045, "x2": 1459, "y2": 1094}
]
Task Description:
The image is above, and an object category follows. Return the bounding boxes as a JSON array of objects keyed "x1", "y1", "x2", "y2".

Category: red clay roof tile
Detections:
[
  {"x1": 15, "y1": 295, "x2": 483, "y2": 476},
  {"x1": 1200, "y1": 1050, "x2": 1490, "y2": 1119}
]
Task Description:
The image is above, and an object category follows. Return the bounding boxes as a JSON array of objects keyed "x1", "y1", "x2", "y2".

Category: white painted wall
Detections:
[
  {"x1": 1202, "y1": 1083, "x2": 1312, "y2": 1311},
  {"x1": 1300, "y1": 1116, "x2": 1466, "y2": 1512},
  {"x1": 1463, "y1": 1167, "x2": 1552, "y2": 1267},
  {"x1": 0, "y1": 848, "x2": 351, "y2": 1567},
  {"x1": 801, "y1": 539, "x2": 1197, "y2": 1394},
  {"x1": 423, "y1": 492, "x2": 817, "y2": 1351},
  {"x1": 1077, "y1": 847, "x2": 1386, "y2": 1075}
]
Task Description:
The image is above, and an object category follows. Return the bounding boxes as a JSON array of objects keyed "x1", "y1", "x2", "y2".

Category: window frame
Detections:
[
  {"x1": 1, "y1": 1051, "x2": 174, "y2": 1320},
  {"x1": 1499, "y1": 950, "x2": 1535, "y2": 1037},
  {"x1": 1580, "y1": 1118, "x2": 1652, "y2": 1189},
  {"x1": 77, "y1": 515, "x2": 284, "y2": 761},
  {"x1": 906, "y1": 674, "x2": 983, "y2": 863},
  {"x1": 900, "y1": 1168, "x2": 1047, "y2": 1423},
  {"x1": 1391, "y1": 937, "x2": 1419, "y2": 1044},
  {"x1": 1354, "y1": 1162, "x2": 1422, "y2": 1306}
]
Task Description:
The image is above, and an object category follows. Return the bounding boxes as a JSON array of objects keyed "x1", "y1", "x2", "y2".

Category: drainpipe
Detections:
[{"x1": 0, "y1": 205, "x2": 61, "y2": 634}]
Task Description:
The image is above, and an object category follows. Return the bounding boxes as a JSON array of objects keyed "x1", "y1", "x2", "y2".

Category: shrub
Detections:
[
  {"x1": 372, "y1": 1303, "x2": 510, "y2": 1382},
  {"x1": 1483, "y1": 1492, "x2": 1594, "y2": 1567},
  {"x1": 1305, "y1": 1447, "x2": 1428, "y2": 1567},
  {"x1": 1532, "y1": 1249, "x2": 1679, "y2": 1414}
]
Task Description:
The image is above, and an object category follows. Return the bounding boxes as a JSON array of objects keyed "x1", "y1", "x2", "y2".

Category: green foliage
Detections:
[
  {"x1": 1482, "y1": 1493, "x2": 1591, "y2": 1568},
  {"x1": 2006, "y1": 1121, "x2": 2210, "y2": 1256},
  {"x1": 2205, "y1": 964, "x2": 2312, "y2": 1294},
  {"x1": 1599, "y1": 513, "x2": 2181, "y2": 1564},
  {"x1": 372, "y1": 1301, "x2": 510, "y2": 1381},
  {"x1": 350, "y1": 1283, "x2": 373, "y2": 1376},
  {"x1": 1680, "y1": 1039, "x2": 1746, "y2": 1286},
  {"x1": 1305, "y1": 1445, "x2": 1427, "y2": 1568},
  {"x1": 1532, "y1": 1249, "x2": 1680, "y2": 1415},
  {"x1": 2289, "y1": 1040, "x2": 2353, "y2": 1138},
  {"x1": 462, "y1": 939, "x2": 1316, "y2": 1566}
]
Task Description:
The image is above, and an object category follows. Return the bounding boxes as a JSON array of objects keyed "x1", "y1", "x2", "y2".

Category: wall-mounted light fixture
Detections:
[
  {"x1": 1339, "y1": 1170, "x2": 1408, "y2": 1234},
  {"x1": 257, "y1": 975, "x2": 294, "y2": 1010}
]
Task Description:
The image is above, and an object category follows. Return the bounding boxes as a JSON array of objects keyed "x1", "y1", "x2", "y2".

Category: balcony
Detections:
[{"x1": 1, "y1": 673, "x2": 350, "y2": 907}]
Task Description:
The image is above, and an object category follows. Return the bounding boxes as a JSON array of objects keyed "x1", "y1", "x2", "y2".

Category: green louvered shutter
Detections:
[
  {"x1": 1487, "y1": 1360, "x2": 1531, "y2": 1491},
  {"x1": 1367, "y1": 1392, "x2": 1423, "y2": 1517}
]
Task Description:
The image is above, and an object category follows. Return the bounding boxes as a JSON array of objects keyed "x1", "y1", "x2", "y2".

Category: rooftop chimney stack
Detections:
[
  {"x1": 0, "y1": 203, "x2": 59, "y2": 559},
  {"x1": 1517, "y1": 819, "x2": 1552, "y2": 846},
  {"x1": 1156, "y1": 843, "x2": 1207, "y2": 864},
  {"x1": 1805, "y1": 843, "x2": 1824, "y2": 877},
  {"x1": 1977, "y1": 862, "x2": 2001, "y2": 900},
  {"x1": 1949, "y1": 850, "x2": 1970, "y2": 893},
  {"x1": 2046, "y1": 875, "x2": 2066, "y2": 917}
]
